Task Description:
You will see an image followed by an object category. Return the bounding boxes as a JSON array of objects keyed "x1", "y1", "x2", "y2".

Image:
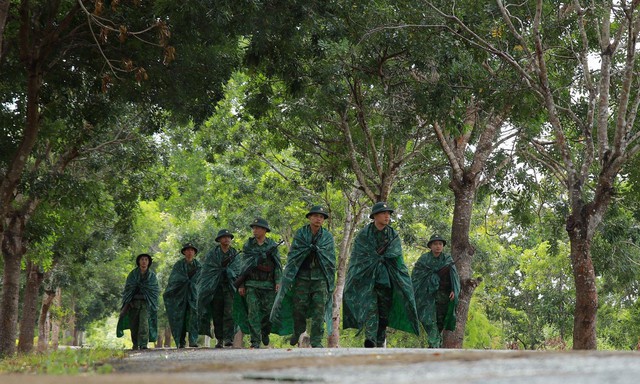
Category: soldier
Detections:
[
  {"x1": 270, "y1": 205, "x2": 336, "y2": 348},
  {"x1": 412, "y1": 234, "x2": 460, "y2": 348},
  {"x1": 163, "y1": 243, "x2": 201, "y2": 348},
  {"x1": 233, "y1": 218, "x2": 283, "y2": 348},
  {"x1": 197, "y1": 229, "x2": 240, "y2": 348},
  {"x1": 343, "y1": 202, "x2": 420, "y2": 348},
  {"x1": 116, "y1": 253, "x2": 160, "y2": 350}
]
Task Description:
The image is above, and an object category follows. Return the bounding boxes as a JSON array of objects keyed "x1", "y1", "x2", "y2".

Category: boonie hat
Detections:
[
  {"x1": 427, "y1": 234, "x2": 447, "y2": 248},
  {"x1": 181, "y1": 243, "x2": 198, "y2": 255},
  {"x1": 249, "y1": 217, "x2": 271, "y2": 232},
  {"x1": 369, "y1": 202, "x2": 394, "y2": 219},
  {"x1": 306, "y1": 205, "x2": 329, "y2": 219},
  {"x1": 136, "y1": 253, "x2": 153, "y2": 267},
  {"x1": 215, "y1": 229, "x2": 234, "y2": 242}
]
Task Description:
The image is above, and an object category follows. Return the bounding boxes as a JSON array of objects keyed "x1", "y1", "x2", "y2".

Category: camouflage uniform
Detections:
[
  {"x1": 292, "y1": 262, "x2": 328, "y2": 347},
  {"x1": 197, "y1": 241, "x2": 239, "y2": 347},
  {"x1": 270, "y1": 206, "x2": 336, "y2": 348},
  {"x1": 412, "y1": 234, "x2": 460, "y2": 348},
  {"x1": 116, "y1": 254, "x2": 160, "y2": 349},
  {"x1": 343, "y1": 202, "x2": 420, "y2": 348},
  {"x1": 238, "y1": 235, "x2": 282, "y2": 348},
  {"x1": 163, "y1": 244, "x2": 201, "y2": 348}
]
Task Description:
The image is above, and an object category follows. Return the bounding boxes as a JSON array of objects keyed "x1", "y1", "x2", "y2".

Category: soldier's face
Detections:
[
  {"x1": 219, "y1": 235, "x2": 232, "y2": 247},
  {"x1": 252, "y1": 226, "x2": 267, "y2": 239},
  {"x1": 183, "y1": 247, "x2": 196, "y2": 262},
  {"x1": 429, "y1": 241, "x2": 444, "y2": 255},
  {"x1": 138, "y1": 256, "x2": 150, "y2": 272},
  {"x1": 308, "y1": 213, "x2": 325, "y2": 229},
  {"x1": 373, "y1": 211, "x2": 391, "y2": 227}
]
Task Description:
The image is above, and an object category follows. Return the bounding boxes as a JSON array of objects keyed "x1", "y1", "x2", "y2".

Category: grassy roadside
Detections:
[{"x1": 0, "y1": 348, "x2": 127, "y2": 374}]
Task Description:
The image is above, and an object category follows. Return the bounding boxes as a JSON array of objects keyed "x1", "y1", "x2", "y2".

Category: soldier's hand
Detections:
[
  {"x1": 449, "y1": 291, "x2": 455, "y2": 301},
  {"x1": 238, "y1": 287, "x2": 246, "y2": 296},
  {"x1": 275, "y1": 283, "x2": 281, "y2": 293}
]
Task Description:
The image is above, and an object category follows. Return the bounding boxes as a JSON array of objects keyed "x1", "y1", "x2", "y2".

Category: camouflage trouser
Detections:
[
  {"x1": 211, "y1": 284, "x2": 235, "y2": 344},
  {"x1": 129, "y1": 299, "x2": 149, "y2": 348},
  {"x1": 426, "y1": 290, "x2": 450, "y2": 348},
  {"x1": 178, "y1": 306, "x2": 199, "y2": 347},
  {"x1": 364, "y1": 284, "x2": 392, "y2": 347},
  {"x1": 292, "y1": 278, "x2": 328, "y2": 347},
  {"x1": 246, "y1": 286, "x2": 275, "y2": 347}
]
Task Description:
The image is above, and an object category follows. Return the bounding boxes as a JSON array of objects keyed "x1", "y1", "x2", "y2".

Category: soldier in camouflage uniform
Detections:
[
  {"x1": 197, "y1": 229, "x2": 240, "y2": 348},
  {"x1": 163, "y1": 243, "x2": 201, "y2": 348},
  {"x1": 116, "y1": 253, "x2": 160, "y2": 350},
  {"x1": 270, "y1": 206, "x2": 336, "y2": 348},
  {"x1": 233, "y1": 218, "x2": 282, "y2": 348},
  {"x1": 343, "y1": 202, "x2": 420, "y2": 348},
  {"x1": 412, "y1": 234, "x2": 460, "y2": 348}
]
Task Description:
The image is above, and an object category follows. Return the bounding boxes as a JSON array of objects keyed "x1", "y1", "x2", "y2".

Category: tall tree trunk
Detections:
[
  {"x1": 443, "y1": 186, "x2": 480, "y2": 348},
  {"x1": 37, "y1": 288, "x2": 57, "y2": 352},
  {"x1": 68, "y1": 298, "x2": 77, "y2": 346},
  {"x1": 0, "y1": 214, "x2": 29, "y2": 357},
  {"x1": 18, "y1": 261, "x2": 45, "y2": 353},
  {"x1": 328, "y1": 190, "x2": 363, "y2": 348},
  {"x1": 0, "y1": 0, "x2": 10, "y2": 61},
  {"x1": 567, "y1": 221, "x2": 598, "y2": 349},
  {"x1": 50, "y1": 287, "x2": 62, "y2": 350}
]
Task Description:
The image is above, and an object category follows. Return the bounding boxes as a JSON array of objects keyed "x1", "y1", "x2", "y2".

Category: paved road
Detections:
[{"x1": 2, "y1": 347, "x2": 640, "y2": 383}]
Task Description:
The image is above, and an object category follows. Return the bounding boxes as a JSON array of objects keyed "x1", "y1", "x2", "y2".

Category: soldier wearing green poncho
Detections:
[
  {"x1": 343, "y1": 202, "x2": 420, "y2": 348},
  {"x1": 270, "y1": 205, "x2": 336, "y2": 348},
  {"x1": 197, "y1": 229, "x2": 240, "y2": 348},
  {"x1": 233, "y1": 217, "x2": 283, "y2": 348},
  {"x1": 116, "y1": 253, "x2": 160, "y2": 350},
  {"x1": 163, "y1": 243, "x2": 201, "y2": 348},
  {"x1": 412, "y1": 234, "x2": 460, "y2": 348}
]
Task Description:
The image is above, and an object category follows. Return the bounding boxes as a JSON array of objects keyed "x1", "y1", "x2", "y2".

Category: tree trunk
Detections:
[
  {"x1": 0, "y1": 0, "x2": 10, "y2": 61},
  {"x1": 328, "y1": 192, "x2": 361, "y2": 348},
  {"x1": 156, "y1": 330, "x2": 164, "y2": 349},
  {"x1": 69, "y1": 299, "x2": 77, "y2": 346},
  {"x1": 37, "y1": 288, "x2": 57, "y2": 352},
  {"x1": 18, "y1": 261, "x2": 45, "y2": 353},
  {"x1": 568, "y1": 227, "x2": 598, "y2": 349},
  {"x1": 443, "y1": 185, "x2": 479, "y2": 348},
  {"x1": 50, "y1": 287, "x2": 62, "y2": 350},
  {"x1": 0, "y1": 214, "x2": 29, "y2": 357},
  {"x1": 164, "y1": 326, "x2": 172, "y2": 348},
  {"x1": 0, "y1": 251, "x2": 22, "y2": 357}
]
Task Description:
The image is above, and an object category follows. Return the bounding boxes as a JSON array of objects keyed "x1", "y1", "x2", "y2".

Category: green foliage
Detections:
[
  {"x1": 464, "y1": 294, "x2": 503, "y2": 349},
  {"x1": 0, "y1": 348, "x2": 125, "y2": 374},
  {"x1": 85, "y1": 315, "x2": 129, "y2": 350}
]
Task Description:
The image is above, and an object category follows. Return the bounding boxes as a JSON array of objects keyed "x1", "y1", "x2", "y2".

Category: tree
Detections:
[
  {"x1": 0, "y1": 0, "x2": 242, "y2": 356},
  {"x1": 427, "y1": 0, "x2": 640, "y2": 350}
]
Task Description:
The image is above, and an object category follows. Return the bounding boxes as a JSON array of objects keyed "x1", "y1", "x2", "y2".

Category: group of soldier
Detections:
[{"x1": 115, "y1": 202, "x2": 460, "y2": 350}]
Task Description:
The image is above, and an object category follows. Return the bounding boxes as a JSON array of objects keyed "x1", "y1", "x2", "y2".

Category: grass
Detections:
[{"x1": 0, "y1": 347, "x2": 126, "y2": 375}]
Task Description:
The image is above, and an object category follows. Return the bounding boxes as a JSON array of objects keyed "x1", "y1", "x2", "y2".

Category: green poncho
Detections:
[
  {"x1": 116, "y1": 268, "x2": 160, "y2": 341},
  {"x1": 197, "y1": 246, "x2": 240, "y2": 337},
  {"x1": 270, "y1": 225, "x2": 336, "y2": 336},
  {"x1": 163, "y1": 258, "x2": 202, "y2": 344},
  {"x1": 343, "y1": 223, "x2": 420, "y2": 335},
  {"x1": 411, "y1": 251, "x2": 461, "y2": 331},
  {"x1": 232, "y1": 237, "x2": 282, "y2": 334}
]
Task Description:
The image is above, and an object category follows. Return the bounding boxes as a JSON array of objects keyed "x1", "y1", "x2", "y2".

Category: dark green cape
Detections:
[
  {"x1": 116, "y1": 267, "x2": 160, "y2": 341},
  {"x1": 197, "y1": 246, "x2": 240, "y2": 337},
  {"x1": 232, "y1": 237, "x2": 282, "y2": 334},
  {"x1": 270, "y1": 225, "x2": 336, "y2": 336},
  {"x1": 342, "y1": 223, "x2": 420, "y2": 335},
  {"x1": 163, "y1": 258, "x2": 202, "y2": 344},
  {"x1": 411, "y1": 251, "x2": 461, "y2": 331}
]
